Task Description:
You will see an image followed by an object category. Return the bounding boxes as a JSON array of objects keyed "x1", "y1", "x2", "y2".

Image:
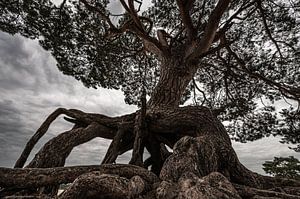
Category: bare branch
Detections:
[
  {"x1": 213, "y1": 1, "x2": 256, "y2": 42},
  {"x1": 14, "y1": 108, "x2": 136, "y2": 168},
  {"x1": 101, "y1": 124, "x2": 129, "y2": 164},
  {"x1": 192, "y1": 78, "x2": 207, "y2": 105},
  {"x1": 120, "y1": 0, "x2": 143, "y2": 31}
]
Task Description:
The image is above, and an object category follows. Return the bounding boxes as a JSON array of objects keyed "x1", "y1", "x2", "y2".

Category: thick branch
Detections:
[
  {"x1": 186, "y1": 0, "x2": 231, "y2": 61},
  {"x1": 26, "y1": 123, "x2": 114, "y2": 169},
  {"x1": 119, "y1": 0, "x2": 164, "y2": 57},
  {"x1": 14, "y1": 108, "x2": 135, "y2": 169},
  {"x1": 101, "y1": 124, "x2": 129, "y2": 164},
  {"x1": 147, "y1": 106, "x2": 231, "y2": 145},
  {"x1": 129, "y1": 89, "x2": 147, "y2": 166},
  {"x1": 176, "y1": 0, "x2": 196, "y2": 39}
]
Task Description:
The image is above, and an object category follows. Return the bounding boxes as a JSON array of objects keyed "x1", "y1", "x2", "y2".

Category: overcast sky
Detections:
[{"x1": 0, "y1": 31, "x2": 299, "y2": 174}]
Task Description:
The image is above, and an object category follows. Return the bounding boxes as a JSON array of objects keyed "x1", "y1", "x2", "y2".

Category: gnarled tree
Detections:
[{"x1": 0, "y1": 0, "x2": 300, "y2": 198}]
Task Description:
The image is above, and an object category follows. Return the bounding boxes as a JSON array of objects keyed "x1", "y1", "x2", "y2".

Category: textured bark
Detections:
[
  {"x1": 27, "y1": 122, "x2": 114, "y2": 168},
  {"x1": 59, "y1": 173, "x2": 129, "y2": 199},
  {"x1": 0, "y1": 164, "x2": 159, "y2": 189},
  {"x1": 14, "y1": 108, "x2": 66, "y2": 168},
  {"x1": 147, "y1": 57, "x2": 197, "y2": 108},
  {"x1": 234, "y1": 184, "x2": 300, "y2": 199}
]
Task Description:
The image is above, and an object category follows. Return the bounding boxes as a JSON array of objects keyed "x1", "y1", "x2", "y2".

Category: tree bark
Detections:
[
  {"x1": 0, "y1": 164, "x2": 159, "y2": 189},
  {"x1": 148, "y1": 57, "x2": 197, "y2": 108}
]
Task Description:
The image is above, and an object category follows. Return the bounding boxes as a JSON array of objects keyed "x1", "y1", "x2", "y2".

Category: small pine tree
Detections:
[{"x1": 263, "y1": 156, "x2": 300, "y2": 180}]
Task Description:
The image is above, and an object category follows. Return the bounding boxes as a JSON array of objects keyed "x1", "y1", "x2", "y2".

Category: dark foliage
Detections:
[{"x1": 263, "y1": 156, "x2": 300, "y2": 180}]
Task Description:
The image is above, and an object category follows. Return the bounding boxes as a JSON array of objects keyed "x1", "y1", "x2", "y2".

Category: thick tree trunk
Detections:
[{"x1": 148, "y1": 57, "x2": 197, "y2": 108}]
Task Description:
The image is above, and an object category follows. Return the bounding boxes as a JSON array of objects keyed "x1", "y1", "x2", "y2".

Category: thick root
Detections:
[
  {"x1": 15, "y1": 108, "x2": 136, "y2": 168},
  {"x1": 27, "y1": 122, "x2": 114, "y2": 168},
  {"x1": 59, "y1": 173, "x2": 129, "y2": 199},
  {"x1": 59, "y1": 173, "x2": 151, "y2": 199},
  {"x1": 0, "y1": 164, "x2": 159, "y2": 189}
]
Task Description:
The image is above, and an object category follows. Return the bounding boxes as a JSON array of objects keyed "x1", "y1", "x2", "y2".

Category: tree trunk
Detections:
[{"x1": 148, "y1": 56, "x2": 197, "y2": 108}]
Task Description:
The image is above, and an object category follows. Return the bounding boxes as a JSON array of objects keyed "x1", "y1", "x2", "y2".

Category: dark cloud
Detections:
[{"x1": 0, "y1": 31, "x2": 299, "y2": 175}]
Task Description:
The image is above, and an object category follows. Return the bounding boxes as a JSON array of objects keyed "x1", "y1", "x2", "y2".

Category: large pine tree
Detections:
[{"x1": 0, "y1": 0, "x2": 300, "y2": 198}]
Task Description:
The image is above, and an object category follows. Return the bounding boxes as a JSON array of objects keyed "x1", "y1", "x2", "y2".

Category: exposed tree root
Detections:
[
  {"x1": 0, "y1": 164, "x2": 159, "y2": 189},
  {"x1": 14, "y1": 108, "x2": 67, "y2": 168},
  {"x1": 59, "y1": 173, "x2": 130, "y2": 199},
  {"x1": 101, "y1": 125, "x2": 128, "y2": 164},
  {"x1": 130, "y1": 89, "x2": 148, "y2": 167},
  {"x1": 1, "y1": 106, "x2": 300, "y2": 198},
  {"x1": 234, "y1": 184, "x2": 300, "y2": 199},
  {"x1": 14, "y1": 107, "x2": 136, "y2": 169}
]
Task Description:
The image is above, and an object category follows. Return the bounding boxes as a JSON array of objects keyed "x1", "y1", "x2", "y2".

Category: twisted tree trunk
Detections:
[{"x1": 1, "y1": 57, "x2": 300, "y2": 198}]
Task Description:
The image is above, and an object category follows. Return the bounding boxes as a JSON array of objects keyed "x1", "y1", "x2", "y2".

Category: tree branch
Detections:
[
  {"x1": 119, "y1": 0, "x2": 165, "y2": 57},
  {"x1": 186, "y1": 0, "x2": 231, "y2": 61},
  {"x1": 176, "y1": 0, "x2": 196, "y2": 40},
  {"x1": 129, "y1": 89, "x2": 147, "y2": 167},
  {"x1": 79, "y1": 0, "x2": 116, "y2": 30},
  {"x1": 225, "y1": 42, "x2": 300, "y2": 100},
  {"x1": 101, "y1": 123, "x2": 130, "y2": 164},
  {"x1": 256, "y1": 0, "x2": 284, "y2": 59},
  {"x1": 213, "y1": 1, "x2": 256, "y2": 42}
]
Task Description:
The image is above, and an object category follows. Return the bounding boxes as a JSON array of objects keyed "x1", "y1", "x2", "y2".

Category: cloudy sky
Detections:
[{"x1": 0, "y1": 31, "x2": 299, "y2": 174}]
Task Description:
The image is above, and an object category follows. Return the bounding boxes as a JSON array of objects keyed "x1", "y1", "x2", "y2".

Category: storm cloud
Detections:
[{"x1": 0, "y1": 31, "x2": 299, "y2": 174}]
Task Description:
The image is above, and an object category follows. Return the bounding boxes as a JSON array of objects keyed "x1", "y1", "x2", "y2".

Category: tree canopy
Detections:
[{"x1": 1, "y1": 0, "x2": 300, "y2": 145}]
